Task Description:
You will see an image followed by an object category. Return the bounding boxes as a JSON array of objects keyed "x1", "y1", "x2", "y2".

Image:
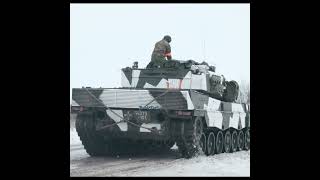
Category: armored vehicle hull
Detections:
[{"x1": 72, "y1": 86, "x2": 250, "y2": 158}]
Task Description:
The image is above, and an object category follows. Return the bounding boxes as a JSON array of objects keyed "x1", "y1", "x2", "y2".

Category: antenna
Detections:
[{"x1": 202, "y1": 40, "x2": 206, "y2": 61}]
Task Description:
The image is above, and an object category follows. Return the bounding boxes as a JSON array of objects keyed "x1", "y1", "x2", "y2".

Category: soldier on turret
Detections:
[{"x1": 147, "y1": 35, "x2": 172, "y2": 68}]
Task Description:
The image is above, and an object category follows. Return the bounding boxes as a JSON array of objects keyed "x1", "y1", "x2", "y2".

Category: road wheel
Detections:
[
  {"x1": 215, "y1": 131, "x2": 224, "y2": 154},
  {"x1": 238, "y1": 130, "x2": 245, "y2": 151},
  {"x1": 200, "y1": 133, "x2": 207, "y2": 154},
  {"x1": 244, "y1": 129, "x2": 250, "y2": 150},
  {"x1": 231, "y1": 130, "x2": 238, "y2": 152},
  {"x1": 224, "y1": 130, "x2": 231, "y2": 153},
  {"x1": 205, "y1": 132, "x2": 215, "y2": 156}
]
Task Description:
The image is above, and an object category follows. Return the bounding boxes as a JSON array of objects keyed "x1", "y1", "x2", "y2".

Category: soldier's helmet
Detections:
[{"x1": 163, "y1": 35, "x2": 172, "y2": 43}]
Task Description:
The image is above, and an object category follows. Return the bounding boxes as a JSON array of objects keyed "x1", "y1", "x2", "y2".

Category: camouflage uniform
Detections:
[{"x1": 150, "y1": 39, "x2": 171, "y2": 68}]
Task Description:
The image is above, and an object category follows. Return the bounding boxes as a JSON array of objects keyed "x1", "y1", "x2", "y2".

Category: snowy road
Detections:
[{"x1": 70, "y1": 114, "x2": 250, "y2": 177}]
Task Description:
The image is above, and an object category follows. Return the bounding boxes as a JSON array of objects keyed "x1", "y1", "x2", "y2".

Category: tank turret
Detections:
[{"x1": 121, "y1": 60, "x2": 239, "y2": 102}]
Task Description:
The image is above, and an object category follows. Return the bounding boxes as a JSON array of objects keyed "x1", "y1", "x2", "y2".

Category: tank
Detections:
[{"x1": 71, "y1": 60, "x2": 250, "y2": 158}]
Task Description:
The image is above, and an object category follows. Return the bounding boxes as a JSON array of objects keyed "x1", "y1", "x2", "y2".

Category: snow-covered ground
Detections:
[
  {"x1": 70, "y1": 115, "x2": 250, "y2": 177},
  {"x1": 70, "y1": 128, "x2": 81, "y2": 145},
  {"x1": 130, "y1": 151, "x2": 250, "y2": 176}
]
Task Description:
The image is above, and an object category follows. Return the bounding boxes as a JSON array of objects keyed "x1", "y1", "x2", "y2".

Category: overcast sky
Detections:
[{"x1": 70, "y1": 3, "x2": 250, "y2": 103}]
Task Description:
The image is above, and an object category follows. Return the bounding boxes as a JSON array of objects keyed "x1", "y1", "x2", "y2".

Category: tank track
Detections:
[
  {"x1": 173, "y1": 117, "x2": 250, "y2": 158},
  {"x1": 76, "y1": 111, "x2": 175, "y2": 156},
  {"x1": 174, "y1": 117, "x2": 205, "y2": 158},
  {"x1": 75, "y1": 111, "x2": 107, "y2": 156},
  {"x1": 203, "y1": 128, "x2": 250, "y2": 156},
  {"x1": 76, "y1": 111, "x2": 249, "y2": 157}
]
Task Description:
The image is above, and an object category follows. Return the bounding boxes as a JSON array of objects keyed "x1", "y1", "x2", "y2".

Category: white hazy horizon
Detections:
[{"x1": 70, "y1": 4, "x2": 250, "y2": 103}]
